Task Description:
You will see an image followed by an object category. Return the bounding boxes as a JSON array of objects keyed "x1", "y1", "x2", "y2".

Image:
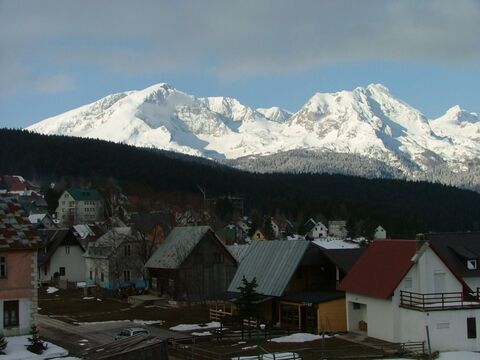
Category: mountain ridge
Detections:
[{"x1": 26, "y1": 82, "x2": 480, "y2": 187}]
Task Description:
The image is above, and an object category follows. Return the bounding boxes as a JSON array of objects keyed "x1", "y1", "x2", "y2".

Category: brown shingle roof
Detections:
[{"x1": 0, "y1": 197, "x2": 42, "y2": 250}]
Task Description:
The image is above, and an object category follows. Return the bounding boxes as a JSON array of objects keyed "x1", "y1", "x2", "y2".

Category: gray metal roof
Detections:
[
  {"x1": 228, "y1": 240, "x2": 310, "y2": 297},
  {"x1": 226, "y1": 244, "x2": 252, "y2": 263},
  {"x1": 145, "y1": 226, "x2": 211, "y2": 269}
]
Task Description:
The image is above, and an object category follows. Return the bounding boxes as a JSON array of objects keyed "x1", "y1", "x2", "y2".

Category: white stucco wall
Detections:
[
  {"x1": 0, "y1": 298, "x2": 33, "y2": 336},
  {"x1": 39, "y1": 245, "x2": 85, "y2": 283},
  {"x1": 464, "y1": 277, "x2": 480, "y2": 292},
  {"x1": 346, "y1": 292, "x2": 396, "y2": 341}
]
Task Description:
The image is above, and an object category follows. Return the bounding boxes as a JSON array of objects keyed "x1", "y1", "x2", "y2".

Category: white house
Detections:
[
  {"x1": 374, "y1": 225, "x2": 387, "y2": 239},
  {"x1": 308, "y1": 222, "x2": 328, "y2": 239},
  {"x1": 339, "y1": 239, "x2": 480, "y2": 352},
  {"x1": 38, "y1": 229, "x2": 86, "y2": 284}
]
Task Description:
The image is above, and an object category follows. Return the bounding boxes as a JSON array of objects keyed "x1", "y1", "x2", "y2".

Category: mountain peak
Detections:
[
  {"x1": 366, "y1": 83, "x2": 391, "y2": 93},
  {"x1": 439, "y1": 105, "x2": 479, "y2": 124}
]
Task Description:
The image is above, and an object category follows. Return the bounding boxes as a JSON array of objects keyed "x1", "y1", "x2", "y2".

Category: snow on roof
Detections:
[
  {"x1": 312, "y1": 237, "x2": 359, "y2": 249},
  {"x1": 28, "y1": 213, "x2": 46, "y2": 224}
]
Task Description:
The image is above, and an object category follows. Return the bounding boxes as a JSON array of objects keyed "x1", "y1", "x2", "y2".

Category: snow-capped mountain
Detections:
[{"x1": 26, "y1": 83, "x2": 480, "y2": 179}]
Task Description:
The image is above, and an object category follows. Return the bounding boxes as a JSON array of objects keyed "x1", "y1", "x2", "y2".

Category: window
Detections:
[
  {"x1": 353, "y1": 302, "x2": 361, "y2": 310},
  {"x1": 89, "y1": 270, "x2": 92, "y2": 280},
  {"x1": 4, "y1": 300, "x2": 19, "y2": 328},
  {"x1": 124, "y1": 244, "x2": 131, "y2": 257},
  {"x1": 0, "y1": 256, "x2": 6, "y2": 278},
  {"x1": 437, "y1": 322, "x2": 450, "y2": 329},
  {"x1": 101, "y1": 273, "x2": 104, "y2": 282},
  {"x1": 123, "y1": 270, "x2": 131, "y2": 282},
  {"x1": 59, "y1": 267, "x2": 65, "y2": 276},
  {"x1": 467, "y1": 260, "x2": 478, "y2": 270},
  {"x1": 467, "y1": 317, "x2": 477, "y2": 339},
  {"x1": 65, "y1": 246, "x2": 70, "y2": 254}
]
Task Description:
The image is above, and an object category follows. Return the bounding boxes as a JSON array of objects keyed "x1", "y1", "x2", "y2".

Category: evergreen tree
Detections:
[
  {"x1": 26, "y1": 325, "x2": 47, "y2": 354},
  {"x1": 0, "y1": 332, "x2": 7, "y2": 354},
  {"x1": 236, "y1": 276, "x2": 262, "y2": 321}
]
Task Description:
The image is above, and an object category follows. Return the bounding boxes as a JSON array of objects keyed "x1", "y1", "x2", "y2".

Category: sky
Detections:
[{"x1": 0, "y1": 0, "x2": 479, "y2": 128}]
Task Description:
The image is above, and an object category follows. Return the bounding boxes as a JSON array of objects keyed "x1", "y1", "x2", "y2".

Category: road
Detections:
[{"x1": 38, "y1": 314, "x2": 186, "y2": 357}]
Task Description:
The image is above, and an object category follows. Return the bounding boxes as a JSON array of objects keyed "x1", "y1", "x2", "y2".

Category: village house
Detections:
[
  {"x1": 1, "y1": 175, "x2": 39, "y2": 196},
  {"x1": 145, "y1": 226, "x2": 238, "y2": 302},
  {"x1": 251, "y1": 229, "x2": 266, "y2": 241},
  {"x1": 221, "y1": 240, "x2": 363, "y2": 333},
  {"x1": 0, "y1": 198, "x2": 42, "y2": 336},
  {"x1": 55, "y1": 187, "x2": 104, "y2": 225},
  {"x1": 328, "y1": 220, "x2": 348, "y2": 238},
  {"x1": 38, "y1": 229, "x2": 86, "y2": 285},
  {"x1": 84, "y1": 227, "x2": 146, "y2": 290},
  {"x1": 307, "y1": 221, "x2": 328, "y2": 239},
  {"x1": 339, "y1": 239, "x2": 480, "y2": 352},
  {"x1": 303, "y1": 218, "x2": 318, "y2": 234},
  {"x1": 374, "y1": 225, "x2": 387, "y2": 239}
]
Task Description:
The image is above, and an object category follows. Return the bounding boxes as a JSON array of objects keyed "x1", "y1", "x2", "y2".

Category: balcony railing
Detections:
[{"x1": 400, "y1": 290, "x2": 480, "y2": 311}]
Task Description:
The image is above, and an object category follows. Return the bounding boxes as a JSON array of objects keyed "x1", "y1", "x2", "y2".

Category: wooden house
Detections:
[
  {"x1": 223, "y1": 240, "x2": 363, "y2": 333},
  {"x1": 145, "y1": 226, "x2": 238, "y2": 302}
]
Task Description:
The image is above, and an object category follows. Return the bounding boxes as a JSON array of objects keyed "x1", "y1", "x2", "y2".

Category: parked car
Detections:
[{"x1": 115, "y1": 327, "x2": 150, "y2": 340}]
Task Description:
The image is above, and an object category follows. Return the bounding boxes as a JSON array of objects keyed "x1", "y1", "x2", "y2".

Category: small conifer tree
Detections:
[
  {"x1": 0, "y1": 332, "x2": 7, "y2": 354},
  {"x1": 26, "y1": 324, "x2": 47, "y2": 354}
]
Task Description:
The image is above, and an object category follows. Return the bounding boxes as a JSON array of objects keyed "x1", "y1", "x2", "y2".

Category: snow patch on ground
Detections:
[
  {"x1": 2, "y1": 335, "x2": 68, "y2": 360},
  {"x1": 75, "y1": 319, "x2": 163, "y2": 326},
  {"x1": 191, "y1": 331, "x2": 212, "y2": 337},
  {"x1": 170, "y1": 321, "x2": 221, "y2": 331},
  {"x1": 133, "y1": 319, "x2": 164, "y2": 325},
  {"x1": 46, "y1": 287, "x2": 59, "y2": 294},
  {"x1": 232, "y1": 352, "x2": 300, "y2": 360},
  {"x1": 270, "y1": 333, "x2": 329, "y2": 343}
]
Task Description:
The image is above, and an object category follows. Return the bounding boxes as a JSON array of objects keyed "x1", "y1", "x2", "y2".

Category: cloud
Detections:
[{"x1": 0, "y1": 0, "x2": 479, "y2": 92}]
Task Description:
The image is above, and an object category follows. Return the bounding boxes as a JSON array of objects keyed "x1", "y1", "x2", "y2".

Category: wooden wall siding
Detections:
[
  {"x1": 149, "y1": 232, "x2": 237, "y2": 301},
  {"x1": 317, "y1": 298, "x2": 347, "y2": 332}
]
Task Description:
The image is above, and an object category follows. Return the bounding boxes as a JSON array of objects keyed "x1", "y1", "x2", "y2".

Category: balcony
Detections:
[{"x1": 400, "y1": 290, "x2": 480, "y2": 311}]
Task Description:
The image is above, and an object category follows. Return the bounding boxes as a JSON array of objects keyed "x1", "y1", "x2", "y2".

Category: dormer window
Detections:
[{"x1": 467, "y1": 259, "x2": 478, "y2": 270}]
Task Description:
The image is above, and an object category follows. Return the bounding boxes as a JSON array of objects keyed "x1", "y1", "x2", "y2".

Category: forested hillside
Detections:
[{"x1": 1, "y1": 129, "x2": 479, "y2": 237}]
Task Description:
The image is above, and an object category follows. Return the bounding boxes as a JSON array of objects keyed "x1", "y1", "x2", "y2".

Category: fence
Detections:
[{"x1": 400, "y1": 290, "x2": 480, "y2": 310}]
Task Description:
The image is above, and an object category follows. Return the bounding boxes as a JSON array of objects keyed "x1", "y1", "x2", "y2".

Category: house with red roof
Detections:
[
  {"x1": 0, "y1": 198, "x2": 42, "y2": 336},
  {"x1": 339, "y1": 239, "x2": 480, "y2": 352}
]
